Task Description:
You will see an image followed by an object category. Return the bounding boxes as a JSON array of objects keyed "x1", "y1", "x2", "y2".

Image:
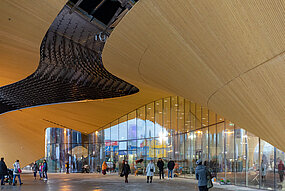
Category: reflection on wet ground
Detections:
[{"x1": 0, "y1": 173, "x2": 260, "y2": 191}]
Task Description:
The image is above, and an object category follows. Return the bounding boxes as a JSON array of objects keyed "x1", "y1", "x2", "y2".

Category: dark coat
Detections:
[
  {"x1": 0, "y1": 161, "x2": 8, "y2": 175},
  {"x1": 167, "y1": 160, "x2": 175, "y2": 170},
  {"x1": 122, "y1": 164, "x2": 130, "y2": 175},
  {"x1": 157, "y1": 160, "x2": 164, "y2": 170},
  {"x1": 43, "y1": 162, "x2": 48, "y2": 172}
]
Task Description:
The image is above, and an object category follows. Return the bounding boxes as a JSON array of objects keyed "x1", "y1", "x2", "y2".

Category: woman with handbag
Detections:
[
  {"x1": 146, "y1": 160, "x2": 155, "y2": 183},
  {"x1": 13, "y1": 160, "x2": 22, "y2": 186},
  {"x1": 121, "y1": 161, "x2": 130, "y2": 183}
]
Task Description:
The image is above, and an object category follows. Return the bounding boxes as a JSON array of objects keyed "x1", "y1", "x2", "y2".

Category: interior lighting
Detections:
[
  {"x1": 196, "y1": 130, "x2": 203, "y2": 134},
  {"x1": 225, "y1": 130, "x2": 233, "y2": 134}
]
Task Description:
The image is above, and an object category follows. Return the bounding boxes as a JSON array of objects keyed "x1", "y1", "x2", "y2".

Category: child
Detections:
[{"x1": 39, "y1": 163, "x2": 43, "y2": 180}]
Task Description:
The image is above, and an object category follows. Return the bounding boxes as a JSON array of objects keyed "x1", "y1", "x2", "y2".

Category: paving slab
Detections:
[{"x1": 0, "y1": 173, "x2": 261, "y2": 191}]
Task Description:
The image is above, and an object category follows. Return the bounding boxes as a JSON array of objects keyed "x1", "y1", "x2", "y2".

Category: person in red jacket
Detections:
[{"x1": 278, "y1": 160, "x2": 285, "y2": 182}]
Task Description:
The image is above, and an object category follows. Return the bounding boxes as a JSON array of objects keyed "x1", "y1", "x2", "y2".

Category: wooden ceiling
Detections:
[
  {"x1": 0, "y1": 0, "x2": 169, "y2": 166},
  {"x1": 2, "y1": 0, "x2": 285, "y2": 166},
  {"x1": 103, "y1": 0, "x2": 285, "y2": 152}
]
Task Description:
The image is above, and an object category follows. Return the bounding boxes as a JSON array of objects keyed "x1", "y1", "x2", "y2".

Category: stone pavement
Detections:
[{"x1": 0, "y1": 173, "x2": 261, "y2": 191}]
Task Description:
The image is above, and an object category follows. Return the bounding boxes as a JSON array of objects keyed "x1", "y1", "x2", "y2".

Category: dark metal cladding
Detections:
[{"x1": 0, "y1": 3, "x2": 139, "y2": 114}]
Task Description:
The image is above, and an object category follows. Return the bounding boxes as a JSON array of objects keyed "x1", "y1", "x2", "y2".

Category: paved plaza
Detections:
[{"x1": 0, "y1": 173, "x2": 262, "y2": 191}]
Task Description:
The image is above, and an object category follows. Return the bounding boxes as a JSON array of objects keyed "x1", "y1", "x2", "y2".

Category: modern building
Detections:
[{"x1": 1, "y1": 0, "x2": 285, "y2": 190}]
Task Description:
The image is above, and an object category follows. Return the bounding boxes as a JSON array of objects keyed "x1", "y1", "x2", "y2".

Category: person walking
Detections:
[
  {"x1": 261, "y1": 160, "x2": 267, "y2": 183},
  {"x1": 195, "y1": 159, "x2": 208, "y2": 191},
  {"x1": 121, "y1": 161, "x2": 130, "y2": 183},
  {"x1": 157, "y1": 158, "x2": 164, "y2": 179},
  {"x1": 167, "y1": 158, "x2": 175, "y2": 179},
  {"x1": 0, "y1": 158, "x2": 7, "y2": 185},
  {"x1": 12, "y1": 160, "x2": 22, "y2": 186},
  {"x1": 43, "y1": 160, "x2": 48, "y2": 180},
  {"x1": 278, "y1": 160, "x2": 285, "y2": 182},
  {"x1": 65, "y1": 162, "x2": 70, "y2": 174},
  {"x1": 102, "y1": 161, "x2": 107, "y2": 175},
  {"x1": 146, "y1": 160, "x2": 155, "y2": 183},
  {"x1": 38, "y1": 163, "x2": 43, "y2": 180},
  {"x1": 32, "y1": 161, "x2": 38, "y2": 180}
]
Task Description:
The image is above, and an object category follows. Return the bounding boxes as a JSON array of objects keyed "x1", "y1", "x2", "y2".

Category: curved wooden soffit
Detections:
[
  {"x1": 0, "y1": 0, "x2": 168, "y2": 166},
  {"x1": 103, "y1": 0, "x2": 285, "y2": 152}
]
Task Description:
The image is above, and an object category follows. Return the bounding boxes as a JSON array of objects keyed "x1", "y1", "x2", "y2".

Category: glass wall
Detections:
[
  {"x1": 45, "y1": 96, "x2": 285, "y2": 190},
  {"x1": 45, "y1": 128, "x2": 90, "y2": 173}
]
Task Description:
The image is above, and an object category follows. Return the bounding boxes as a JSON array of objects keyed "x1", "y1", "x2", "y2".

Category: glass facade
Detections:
[{"x1": 45, "y1": 96, "x2": 285, "y2": 190}]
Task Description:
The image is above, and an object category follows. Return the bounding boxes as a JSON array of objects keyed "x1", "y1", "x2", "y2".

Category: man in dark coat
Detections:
[
  {"x1": 157, "y1": 158, "x2": 164, "y2": 179},
  {"x1": 0, "y1": 158, "x2": 8, "y2": 185},
  {"x1": 167, "y1": 158, "x2": 175, "y2": 179},
  {"x1": 122, "y1": 161, "x2": 130, "y2": 183},
  {"x1": 43, "y1": 160, "x2": 48, "y2": 180}
]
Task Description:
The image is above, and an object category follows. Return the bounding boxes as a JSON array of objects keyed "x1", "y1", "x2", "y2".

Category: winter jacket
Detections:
[
  {"x1": 195, "y1": 165, "x2": 207, "y2": 187},
  {"x1": 102, "y1": 162, "x2": 107, "y2": 171},
  {"x1": 0, "y1": 161, "x2": 7, "y2": 175},
  {"x1": 32, "y1": 163, "x2": 38, "y2": 172},
  {"x1": 167, "y1": 160, "x2": 175, "y2": 170},
  {"x1": 157, "y1": 160, "x2": 164, "y2": 171},
  {"x1": 13, "y1": 162, "x2": 21, "y2": 175},
  {"x1": 146, "y1": 163, "x2": 155, "y2": 177},
  {"x1": 43, "y1": 162, "x2": 48, "y2": 172},
  {"x1": 122, "y1": 164, "x2": 130, "y2": 175}
]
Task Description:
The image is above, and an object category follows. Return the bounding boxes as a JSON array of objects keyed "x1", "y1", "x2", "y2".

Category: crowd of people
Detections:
[
  {"x1": 98, "y1": 158, "x2": 213, "y2": 190},
  {"x1": 0, "y1": 157, "x2": 50, "y2": 187},
  {"x1": 5, "y1": 156, "x2": 285, "y2": 190},
  {"x1": 31, "y1": 160, "x2": 48, "y2": 181},
  {"x1": 0, "y1": 158, "x2": 25, "y2": 186},
  {"x1": 99, "y1": 158, "x2": 182, "y2": 184}
]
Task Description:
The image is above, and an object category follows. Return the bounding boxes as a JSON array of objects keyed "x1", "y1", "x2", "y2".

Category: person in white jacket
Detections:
[
  {"x1": 146, "y1": 160, "x2": 155, "y2": 183},
  {"x1": 13, "y1": 160, "x2": 22, "y2": 186}
]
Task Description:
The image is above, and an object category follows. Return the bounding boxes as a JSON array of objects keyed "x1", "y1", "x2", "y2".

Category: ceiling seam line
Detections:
[
  {"x1": 206, "y1": 49, "x2": 285, "y2": 108},
  {"x1": 137, "y1": 46, "x2": 149, "y2": 83}
]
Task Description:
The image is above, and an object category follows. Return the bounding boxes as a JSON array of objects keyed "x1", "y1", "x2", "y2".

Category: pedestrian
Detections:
[
  {"x1": 157, "y1": 158, "x2": 164, "y2": 179},
  {"x1": 167, "y1": 158, "x2": 175, "y2": 179},
  {"x1": 261, "y1": 160, "x2": 266, "y2": 182},
  {"x1": 195, "y1": 159, "x2": 208, "y2": 191},
  {"x1": 278, "y1": 160, "x2": 285, "y2": 182},
  {"x1": 146, "y1": 160, "x2": 155, "y2": 183},
  {"x1": 32, "y1": 161, "x2": 38, "y2": 180},
  {"x1": 38, "y1": 163, "x2": 43, "y2": 180},
  {"x1": 121, "y1": 161, "x2": 130, "y2": 183},
  {"x1": 65, "y1": 162, "x2": 70, "y2": 174},
  {"x1": 43, "y1": 160, "x2": 48, "y2": 180},
  {"x1": 102, "y1": 161, "x2": 107, "y2": 175},
  {"x1": 12, "y1": 160, "x2": 23, "y2": 186},
  {"x1": 0, "y1": 158, "x2": 8, "y2": 185}
]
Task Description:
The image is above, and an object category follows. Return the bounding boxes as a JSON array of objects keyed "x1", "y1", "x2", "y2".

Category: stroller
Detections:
[{"x1": 4, "y1": 169, "x2": 15, "y2": 185}]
